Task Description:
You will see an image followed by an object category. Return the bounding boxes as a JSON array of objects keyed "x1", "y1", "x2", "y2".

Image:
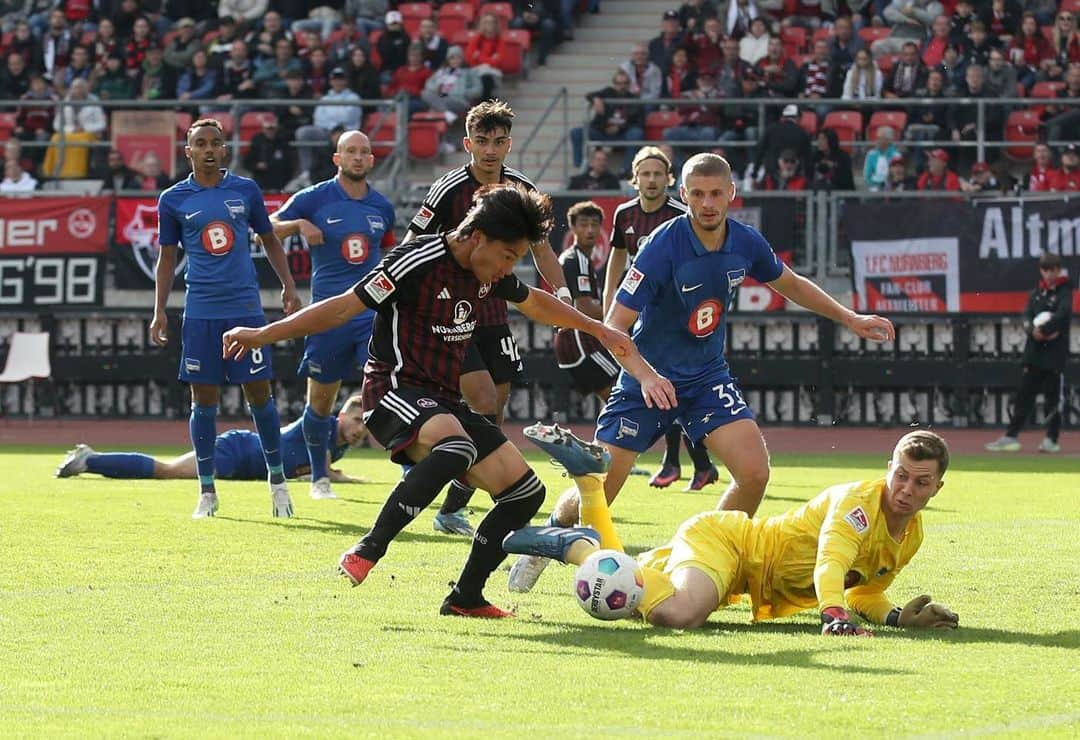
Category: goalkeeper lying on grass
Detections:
[{"x1": 506, "y1": 427, "x2": 958, "y2": 635}]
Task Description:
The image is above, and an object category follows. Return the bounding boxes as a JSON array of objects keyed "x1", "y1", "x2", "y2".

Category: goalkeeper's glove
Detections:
[
  {"x1": 890, "y1": 594, "x2": 959, "y2": 629},
  {"x1": 820, "y1": 607, "x2": 873, "y2": 637}
]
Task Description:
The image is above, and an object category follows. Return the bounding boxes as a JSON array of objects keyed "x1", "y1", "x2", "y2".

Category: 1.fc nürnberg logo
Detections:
[
  {"x1": 121, "y1": 203, "x2": 186, "y2": 280},
  {"x1": 67, "y1": 208, "x2": 97, "y2": 239}
]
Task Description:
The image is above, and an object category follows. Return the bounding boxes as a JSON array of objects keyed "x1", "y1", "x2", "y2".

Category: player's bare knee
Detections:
[
  {"x1": 242, "y1": 380, "x2": 272, "y2": 406},
  {"x1": 647, "y1": 598, "x2": 709, "y2": 630},
  {"x1": 737, "y1": 465, "x2": 770, "y2": 494},
  {"x1": 190, "y1": 384, "x2": 220, "y2": 406}
]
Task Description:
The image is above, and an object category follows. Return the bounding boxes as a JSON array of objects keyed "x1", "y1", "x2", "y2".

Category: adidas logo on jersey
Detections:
[
  {"x1": 625, "y1": 225, "x2": 635, "y2": 234},
  {"x1": 437, "y1": 288, "x2": 451, "y2": 299}
]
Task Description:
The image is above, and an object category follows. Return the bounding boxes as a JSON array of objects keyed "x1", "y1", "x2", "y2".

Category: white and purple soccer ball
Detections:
[{"x1": 573, "y1": 549, "x2": 644, "y2": 621}]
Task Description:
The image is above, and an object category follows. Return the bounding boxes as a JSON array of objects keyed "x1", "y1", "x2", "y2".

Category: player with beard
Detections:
[
  {"x1": 508, "y1": 153, "x2": 896, "y2": 593},
  {"x1": 268, "y1": 130, "x2": 396, "y2": 501},
  {"x1": 603, "y1": 145, "x2": 718, "y2": 492},
  {"x1": 152, "y1": 118, "x2": 302, "y2": 519},
  {"x1": 402, "y1": 100, "x2": 570, "y2": 537},
  {"x1": 223, "y1": 184, "x2": 638, "y2": 618}
]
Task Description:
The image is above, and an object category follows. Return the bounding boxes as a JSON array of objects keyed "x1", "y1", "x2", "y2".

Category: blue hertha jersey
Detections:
[
  {"x1": 158, "y1": 170, "x2": 273, "y2": 319},
  {"x1": 615, "y1": 215, "x2": 783, "y2": 385},
  {"x1": 275, "y1": 178, "x2": 396, "y2": 301}
]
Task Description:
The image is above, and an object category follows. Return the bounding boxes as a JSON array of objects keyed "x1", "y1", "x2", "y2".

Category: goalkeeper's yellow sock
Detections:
[
  {"x1": 575, "y1": 473, "x2": 624, "y2": 552},
  {"x1": 636, "y1": 566, "x2": 676, "y2": 620}
]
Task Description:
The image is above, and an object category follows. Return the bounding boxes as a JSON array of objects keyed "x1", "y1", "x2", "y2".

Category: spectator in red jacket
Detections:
[
  {"x1": 1049, "y1": 144, "x2": 1080, "y2": 191},
  {"x1": 1027, "y1": 142, "x2": 1059, "y2": 191},
  {"x1": 1010, "y1": 12, "x2": 1054, "y2": 90},
  {"x1": 465, "y1": 12, "x2": 507, "y2": 99},
  {"x1": 388, "y1": 43, "x2": 433, "y2": 114},
  {"x1": 917, "y1": 148, "x2": 961, "y2": 190},
  {"x1": 757, "y1": 149, "x2": 807, "y2": 191}
]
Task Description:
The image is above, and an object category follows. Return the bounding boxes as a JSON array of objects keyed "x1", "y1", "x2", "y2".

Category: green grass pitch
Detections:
[{"x1": 2, "y1": 445, "x2": 1078, "y2": 737}]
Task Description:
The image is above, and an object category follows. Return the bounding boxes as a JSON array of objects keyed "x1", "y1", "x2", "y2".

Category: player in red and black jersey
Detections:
[
  {"x1": 224, "y1": 184, "x2": 637, "y2": 618},
  {"x1": 404, "y1": 100, "x2": 571, "y2": 535},
  {"x1": 603, "y1": 146, "x2": 719, "y2": 492},
  {"x1": 555, "y1": 201, "x2": 621, "y2": 398}
]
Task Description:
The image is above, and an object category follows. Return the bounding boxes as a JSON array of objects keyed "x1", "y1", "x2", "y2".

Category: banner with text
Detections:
[
  {"x1": 112, "y1": 194, "x2": 312, "y2": 290},
  {"x1": 844, "y1": 197, "x2": 1080, "y2": 313}
]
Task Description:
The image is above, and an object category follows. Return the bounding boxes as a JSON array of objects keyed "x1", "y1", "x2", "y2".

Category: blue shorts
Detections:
[
  {"x1": 596, "y1": 370, "x2": 755, "y2": 453},
  {"x1": 180, "y1": 315, "x2": 273, "y2": 385},
  {"x1": 297, "y1": 315, "x2": 373, "y2": 383},
  {"x1": 213, "y1": 429, "x2": 268, "y2": 480}
]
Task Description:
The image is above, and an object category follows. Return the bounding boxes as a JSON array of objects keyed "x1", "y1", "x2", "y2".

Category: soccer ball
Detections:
[{"x1": 573, "y1": 549, "x2": 644, "y2": 621}]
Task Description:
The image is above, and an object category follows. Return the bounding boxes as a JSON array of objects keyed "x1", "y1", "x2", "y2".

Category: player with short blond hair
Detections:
[{"x1": 507, "y1": 428, "x2": 959, "y2": 635}]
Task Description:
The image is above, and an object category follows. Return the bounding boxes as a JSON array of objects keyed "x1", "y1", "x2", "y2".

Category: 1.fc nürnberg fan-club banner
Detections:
[
  {"x1": 113, "y1": 195, "x2": 312, "y2": 290},
  {"x1": 844, "y1": 197, "x2": 1080, "y2": 313}
]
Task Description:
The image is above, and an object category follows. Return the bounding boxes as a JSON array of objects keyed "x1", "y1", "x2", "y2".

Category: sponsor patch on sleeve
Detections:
[
  {"x1": 843, "y1": 506, "x2": 870, "y2": 534},
  {"x1": 412, "y1": 205, "x2": 434, "y2": 229},
  {"x1": 364, "y1": 271, "x2": 396, "y2": 303},
  {"x1": 577, "y1": 275, "x2": 591, "y2": 293},
  {"x1": 621, "y1": 266, "x2": 645, "y2": 295}
]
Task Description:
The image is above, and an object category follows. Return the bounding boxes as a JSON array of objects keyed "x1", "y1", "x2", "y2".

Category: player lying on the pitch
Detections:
[
  {"x1": 506, "y1": 425, "x2": 959, "y2": 635},
  {"x1": 56, "y1": 395, "x2": 369, "y2": 492}
]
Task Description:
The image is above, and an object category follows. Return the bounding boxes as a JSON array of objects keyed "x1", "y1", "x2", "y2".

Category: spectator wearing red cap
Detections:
[
  {"x1": 960, "y1": 161, "x2": 1000, "y2": 192},
  {"x1": 917, "y1": 148, "x2": 960, "y2": 190},
  {"x1": 1049, "y1": 145, "x2": 1080, "y2": 191},
  {"x1": 1027, "y1": 143, "x2": 1059, "y2": 192}
]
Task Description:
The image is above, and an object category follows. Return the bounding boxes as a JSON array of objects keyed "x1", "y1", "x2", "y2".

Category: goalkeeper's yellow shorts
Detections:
[{"x1": 637, "y1": 510, "x2": 751, "y2": 604}]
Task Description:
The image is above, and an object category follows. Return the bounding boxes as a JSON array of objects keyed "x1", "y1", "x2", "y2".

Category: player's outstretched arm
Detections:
[
  {"x1": 528, "y1": 240, "x2": 571, "y2": 302},
  {"x1": 150, "y1": 245, "x2": 178, "y2": 346},
  {"x1": 223, "y1": 290, "x2": 367, "y2": 359},
  {"x1": 515, "y1": 286, "x2": 632, "y2": 357},
  {"x1": 258, "y1": 230, "x2": 302, "y2": 315},
  {"x1": 602, "y1": 248, "x2": 628, "y2": 316},
  {"x1": 769, "y1": 265, "x2": 895, "y2": 342},
  {"x1": 604, "y1": 302, "x2": 678, "y2": 410}
]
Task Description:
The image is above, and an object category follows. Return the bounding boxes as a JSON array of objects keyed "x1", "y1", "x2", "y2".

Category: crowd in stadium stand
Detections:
[{"x1": 0, "y1": 0, "x2": 1076, "y2": 196}]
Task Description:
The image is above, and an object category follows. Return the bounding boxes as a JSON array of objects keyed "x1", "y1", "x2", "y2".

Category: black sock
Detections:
[
  {"x1": 450, "y1": 470, "x2": 545, "y2": 606},
  {"x1": 440, "y1": 480, "x2": 475, "y2": 514},
  {"x1": 661, "y1": 424, "x2": 682, "y2": 468},
  {"x1": 355, "y1": 436, "x2": 477, "y2": 562},
  {"x1": 685, "y1": 435, "x2": 713, "y2": 473}
]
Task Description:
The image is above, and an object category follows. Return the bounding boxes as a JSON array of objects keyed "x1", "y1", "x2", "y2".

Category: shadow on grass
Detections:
[
  {"x1": 214, "y1": 515, "x2": 457, "y2": 546},
  {"x1": 382, "y1": 621, "x2": 908, "y2": 675},
  {"x1": 877, "y1": 625, "x2": 1080, "y2": 650}
]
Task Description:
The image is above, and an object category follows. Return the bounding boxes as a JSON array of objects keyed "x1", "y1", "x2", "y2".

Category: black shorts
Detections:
[
  {"x1": 362, "y1": 385, "x2": 508, "y2": 466},
  {"x1": 461, "y1": 324, "x2": 525, "y2": 385},
  {"x1": 566, "y1": 349, "x2": 621, "y2": 395}
]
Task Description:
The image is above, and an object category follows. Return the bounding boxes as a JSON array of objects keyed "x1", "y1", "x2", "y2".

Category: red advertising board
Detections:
[{"x1": 0, "y1": 196, "x2": 110, "y2": 255}]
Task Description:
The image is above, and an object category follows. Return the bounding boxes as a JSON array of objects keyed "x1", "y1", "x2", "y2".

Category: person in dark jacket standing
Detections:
[{"x1": 986, "y1": 252, "x2": 1073, "y2": 453}]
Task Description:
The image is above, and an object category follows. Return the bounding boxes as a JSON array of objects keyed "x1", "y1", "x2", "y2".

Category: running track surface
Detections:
[{"x1": 1, "y1": 419, "x2": 1073, "y2": 456}]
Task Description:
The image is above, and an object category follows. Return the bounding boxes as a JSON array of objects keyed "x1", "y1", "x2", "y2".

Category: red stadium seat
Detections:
[
  {"x1": 478, "y1": 2, "x2": 513, "y2": 28},
  {"x1": 0, "y1": 112, "x2": 16, "y2": 142},
  {"x1": 866, "y1": 110, "x2": 906, "y2": 142},
  {"x1": 212, "y1": 112, "x2": 234, "y2": 136},
  {"x1": 644, "y1": 110, "x2": 680, "y2": 142},
  {"x1": 399, "y1": 3, "x2": 433, "y2": 36},
  {"x1": 822, "y1": 109, "x2": 862, "y2": 154},
  {"x1": 877, "y1": 53, "x2": 899, "y2": 75},
  {"x1": 450, "y1": 29, "x2": 474, "y2": 46},
  {"x1": 781, "y1": 26, "x2": 808, "y2": 56},
  {"x1": 1061, "y1": 0, "x2": 1080, "y2": 12},
  {"x1": 238, "y1": 111, "x2": 276, "y2": 149},
  {"x1": 408, "y1": 112, "x2": 448, "y2": 159},
  {"x1": 504, "y1": 27, "x2": 531, "y2": 51},
  {"x1": 798, "y1": 110, "x2": 818, "y2": 136},
  {"x1": 366, "y1": 111, "x2": 398, "y2": 158},
  {"x1": 857, "y1": 27, "x2": 891, "y2": 45},
  {"x1": 1028, "y1": 80, "x2": 1064, "y2": 116},
  {"x1": 438, "y1": 1, "x2": 476, "y2": 29},
  {"x1": 500, "y1": 31, "x2": 530, "y2": 75},
  {"x1": 1004, "y1": 109, "x2": 1041, "y2": 160},
  {"x1": 174, "y1": 112, "x2": 193, "y2": 140},
  {"x1": 812, "y1": 27, "x2": 832, "y2": 45},
  {"x1": 368, "y1": 29, "x2": 382, "y2": 67}
]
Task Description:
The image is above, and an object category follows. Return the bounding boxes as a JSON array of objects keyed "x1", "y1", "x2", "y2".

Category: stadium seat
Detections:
[
  {"x1": 174, "y1": 112, "x2": 192, "y2": 141},
  {"x1": 1004, "y1": 109, "x2": 1041, "y2": 160},
  {"x1": 368, "y1": 29, "x2": 383, "y2": 67},
  {"x1": 408, "y1": 113, "x2": 448, "y2": 159},
  {"x1": 365, "y1": 111, "x2": 398, "y2": 158},
  {"x1": 213, "y1": 112, "x2": 234, "y2": 136},
  {"x1": 238, "y1": 111, "x2": 276, "y2": 148},
  {"x1": 504, "y1": 28, "x2": 531, "y2": 51},
  {"x1": 822, "y1": 109, "x2": 862, "y2": 154},
  {"x1": 438, "y1": 1, "x2": 476, "y2": 38},
  {"x1": 1061, "y1": 0, "x2": 1080, "y2": 13},
  {"x1": 479, "y1": 2, "x2": 513, "y2": 28},
  {"x1": 500, "y1": 30, "x2": 530, "y2": 75},
  {"x1": 798, "y1": 110, "x2": 818, "y2": 136},
  {"x1": 0, "y1": 112, "x2": 16, "y2": 142},
  {"x1": 877, "y1": 53, "x2": 899, "y2": 75},
  {"x1": 645, "y1": 110, "x2": 680, "y2": 142},
  {"x1": 1028, "y1": 81, "x2": 1064, "y2": 117},
  {"x1": 866, "y1": 110, "x2": 907, "y2": 141},
  {"x1": 450, "y1": 29, "x2": 474, "y2": 46},
  {"x1": 399, "y1": 2, "x2": 433, "y2": 35},
  {"x1": 812, "y1": 27, "x2": 832, "y2": 44},
  {"x1": 781, "y1": 26, "x2": 808, "y2": 56},
  {"x1": 857, "y1": 27, "x2": 891, "y2": 45}
]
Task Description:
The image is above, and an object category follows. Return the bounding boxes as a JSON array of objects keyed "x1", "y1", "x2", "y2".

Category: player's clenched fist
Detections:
[
  {"x1": 898, "y1": 594, "x2": 959, "y2": 629},
  {"x1": 149, "y1": 312, "x2": 169, "y2": 347},
  {"x1": 223, "y1": 326, "x2": 264, "y2": 360},
  {"x1": 846, "y1": 313, "x2": 896, "y2": 343}
]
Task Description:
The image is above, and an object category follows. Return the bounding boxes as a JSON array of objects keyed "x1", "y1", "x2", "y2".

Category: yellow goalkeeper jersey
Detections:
[{"x1": 744, "y1": 478, "x2": 923, "y2": 623}]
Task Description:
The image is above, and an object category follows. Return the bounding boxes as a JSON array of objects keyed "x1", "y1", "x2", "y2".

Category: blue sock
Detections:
[
  {"x1": 302, "y1": 406, "x2": 332, "y2": 482},
  {"x1": 190, "y1": 404, "x2": 218, "y2": 492},
  {"x1": 250, "y1": 398, "x2": 285, "y2": 484},
  {"x1": 86, "y1": 452, "x2": 156, "y2": 479}
]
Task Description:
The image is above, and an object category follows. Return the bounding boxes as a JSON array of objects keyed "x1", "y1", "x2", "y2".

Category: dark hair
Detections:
[
  {"x1": 1038, "y1": 252, "x2": 1063, "y2": 270},
  {"x1": 567, "y1": 200, "x2": 604, "y2": 225},
  {"x1": 465, "y1": 99, "x2": 514, "y2": 138},
  {"x1": 187, "y1": 118, "x2": 225, "y2": 141},
  {"x1": 895, "y1": 430, "x2": 950, "y2": 477},
  {"x1": 457, "y1": 183, "x2": 553, "y2": 245}
]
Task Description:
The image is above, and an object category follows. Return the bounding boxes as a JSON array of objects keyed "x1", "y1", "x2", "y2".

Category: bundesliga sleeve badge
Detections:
[
  {"x1": 621, "y1": 267, "x2": 644, "y2": 295},
  {"x1": 364, "y1": 271, "x2": 396, "y2": 302},
  {"x1": 843, "y1": 506, "x2": 870, "y2": 534}
]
